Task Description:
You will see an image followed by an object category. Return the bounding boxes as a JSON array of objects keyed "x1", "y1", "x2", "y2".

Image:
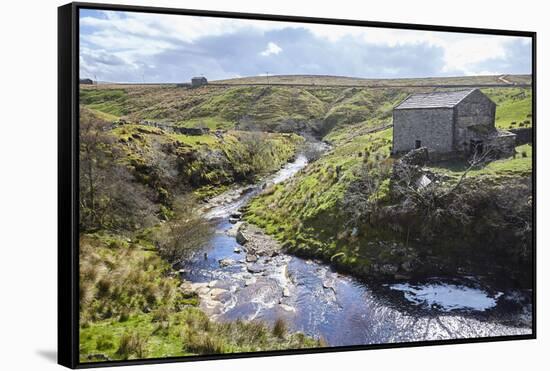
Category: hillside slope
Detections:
[{"x1": 81, "y1": 75, "x2": 532, "y2": 138}]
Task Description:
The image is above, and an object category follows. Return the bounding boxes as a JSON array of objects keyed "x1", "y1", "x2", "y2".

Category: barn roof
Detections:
[{"x1": 394, "y1": 89, "x2": 477, "y2": 109}]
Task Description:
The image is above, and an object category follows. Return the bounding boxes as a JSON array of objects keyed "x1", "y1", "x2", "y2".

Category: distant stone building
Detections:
[
  {"x1": 80, "y1": 78, "x2": 94, "y2": 85},
  {"x1": 392, "y1": 89, "x2": 516, "y2": 158},
  {"x1": 191, "y1": 76, "x2": 208, "y2": 87}
]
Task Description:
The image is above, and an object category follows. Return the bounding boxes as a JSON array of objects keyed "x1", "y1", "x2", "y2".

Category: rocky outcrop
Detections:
[{"x1": 236, "y1": 223, "x2": 282, "y2": 258}]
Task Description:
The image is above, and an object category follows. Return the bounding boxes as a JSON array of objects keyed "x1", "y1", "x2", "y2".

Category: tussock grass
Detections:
[{"x1": 116, "y1": 331, "x2": 149, "y2": 360}]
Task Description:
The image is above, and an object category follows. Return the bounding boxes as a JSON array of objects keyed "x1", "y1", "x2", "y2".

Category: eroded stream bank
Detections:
[{"x1": 177, "y1": 151, "x2": 531, "y2": 347}]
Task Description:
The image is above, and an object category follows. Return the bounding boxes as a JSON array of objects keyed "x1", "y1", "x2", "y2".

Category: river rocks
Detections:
[
  {"x1": 219, "y1": 258, "x2": 236, "y2": 267},
  {"x1": 380, "y1": 264, "x2": 399, "y2": 275},
  {"x1": 322, "y1": 279, "x2": 335, "y2": 290},
  {"x1": 394, "y1": 273, "x2": 411, "y2": 280},
  {"x1": 282, "y1": 287, "x2": 290, "y2": 297},
  {"x1": 279, "y1": 303, "x2": 296, "y2": 312},
  {"x1": 247, "y1": 264, "x2": 265, "y2": 274},
  {"x1": 225, "y1": 222, "x2": 242, "y2": 237},
  {"x1": 180, "y1": 279, "x2": 232, "y2": 317},
  {"x1": 241, "y1": 186, "x2": 255, "y2": 195},
  {"x1": 401, "y1": 260, "x2": 416, "y2": 273},
  {"x1": 179, "y1": 281, "x2": 194, "y2": 296},
  {"x1": 207, "y1": 280, "x2": 218, "y2": 288},
  {"x1": 244, "y1": 278, "x2": 256, "y2": 287},
  {"x1": 233, "y1": 247, "x2": 242, "y2": 254},
  {"x1": 179, "y1": 280, "x2": 209, "y2": 296},
  {"x1": 236, "y1": 227, "x2": 249, "y2": 245},
  {"x1": 209, "y1": 287, "x2": 228, "y2": 300},
  {"x1": 246, "y1": 254, "x2": 258, "y2": 263},
  {"x1": 236, "y1": 223, "x2": 282, "y2": 257},
  {"x1": 229, "y1": 211, "x2": 243, "y2": 223}
]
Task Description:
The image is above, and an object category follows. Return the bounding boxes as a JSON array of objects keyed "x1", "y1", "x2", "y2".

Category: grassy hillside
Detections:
[
  {"x1": 81, "y1": 108, "x2": 303, "y2": 211},
  {"x1": 81, "y1": 75, "x2": 532, "y2": 139},
  {"x1": 481, "y1": 87, "x2": 533, "y2": 129}
]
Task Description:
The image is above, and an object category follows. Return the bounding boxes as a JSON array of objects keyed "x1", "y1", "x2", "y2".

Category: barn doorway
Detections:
[
  {"x1": 415, "y1": 140, "x2": 422, "y2": 149},
  {"x1": 470, "y1": 139, "x2": 484, "y2": 155}
]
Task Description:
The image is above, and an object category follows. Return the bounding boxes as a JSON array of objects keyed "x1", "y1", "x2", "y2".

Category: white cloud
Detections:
[
  {"x1": 260, "y1": 42, "x2": 283, "y2": 56},
  {"x1": 80, "y1": 9, "x2": 531, "y2": 80}
]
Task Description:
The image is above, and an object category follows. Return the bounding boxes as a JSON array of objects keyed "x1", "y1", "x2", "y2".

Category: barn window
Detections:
[{"x1": 415, "y1": 140, "x2": 422, "y2": 149}]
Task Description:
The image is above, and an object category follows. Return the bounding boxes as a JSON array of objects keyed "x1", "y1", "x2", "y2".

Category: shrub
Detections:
[
  {"x1": 96, "y1": 279, "x2": 111, "y2": 298},
  {"x1": 96, "y1": 334, "x2": 114, "y2": 351},
  {"x1": 184, "y1": 331, "x2": 226, "y2": 354},
  {"x1": 153, "y1": 196, "x2": 213, "y2": 262},
  {"x1": 272, "y1": 319, "x2": 288, "y2": 339},
  {"x1": 118, "y1": 309, "x2": 130, "y2": 322},
  {"x1": 116, "y1": 331, "x2": 149, "y2": 360}
]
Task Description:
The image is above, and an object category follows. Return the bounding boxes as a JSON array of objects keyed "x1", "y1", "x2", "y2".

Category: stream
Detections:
[{"x1": 179, "y1": 152, "x2": 532, "y2": 347}]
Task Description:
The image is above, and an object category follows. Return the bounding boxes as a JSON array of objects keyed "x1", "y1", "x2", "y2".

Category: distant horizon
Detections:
[
  {"x1": 80, "y1": 9, "x2": 533, "y2": 84},
  {"x1": 80, "y1": 72, "x2": 533, "y2": 85}
]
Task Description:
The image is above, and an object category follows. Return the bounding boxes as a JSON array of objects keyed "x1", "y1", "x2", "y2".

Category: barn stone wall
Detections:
[
  {"x1": 393, "y1": 108, "x2": 454, "y2": 153},
  {"x1": 488, "y1": 131, "x2": 516, "y2": 158},
  {"x1": 454, "y1": 90, "x2": 496, "y2": 150}
]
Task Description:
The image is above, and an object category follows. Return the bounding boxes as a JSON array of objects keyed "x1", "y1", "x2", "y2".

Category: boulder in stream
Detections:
[
  {"x1": 219, "y1": 258, "x2": 236, "y2": 267},
  {"x1": 247, "y1": 264, "x2": 266, "y2": 274},
  {"x1": 236, "y1": 226, "x2": 249, "y2": 245},
  {"x1": 282, "y1": 287, "x2": 290, "y2": 297},
  {"x1": 246, "y1": 254, "x2": 258, "y2": 263}
]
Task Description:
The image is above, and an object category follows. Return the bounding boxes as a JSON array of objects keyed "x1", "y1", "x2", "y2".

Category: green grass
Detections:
[
  {"x1": 169, "y1": 132, "x2": 219, "y2": 147},
  {"x1": 176, "y1": 116, "x2": 235, "y2": 130},
  {"x1": 428, "y1": 144, "x2": 532, "y2": 179},
  {"x1": 80, "y1": 89, "x2": 129, "y2": 118},
  {"x1": 482, "y1": 88, "x2": 532, "y2": 129}
]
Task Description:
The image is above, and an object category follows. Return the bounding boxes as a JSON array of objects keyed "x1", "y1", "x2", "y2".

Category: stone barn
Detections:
[
  {"x1": 392, "y1": 89, "x2": 516, "y2": 158},
  {"x1": 191, "y1": 76, "x2": 208, "y2": 87}
]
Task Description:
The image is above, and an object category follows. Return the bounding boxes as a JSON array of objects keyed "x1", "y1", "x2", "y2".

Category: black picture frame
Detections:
[{"x1": 58, "y1": 2, "x2": 537, "y2": 368}]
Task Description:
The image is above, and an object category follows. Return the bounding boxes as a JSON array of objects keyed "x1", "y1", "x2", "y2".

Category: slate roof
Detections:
[{"x1": 394, "y1": 89, "x2": 477, "y2": 109}]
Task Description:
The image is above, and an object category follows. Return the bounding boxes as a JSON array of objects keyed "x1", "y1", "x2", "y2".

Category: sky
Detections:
[{"x1": 79, "y1": 9, "x2": 532, "y2": 83}]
